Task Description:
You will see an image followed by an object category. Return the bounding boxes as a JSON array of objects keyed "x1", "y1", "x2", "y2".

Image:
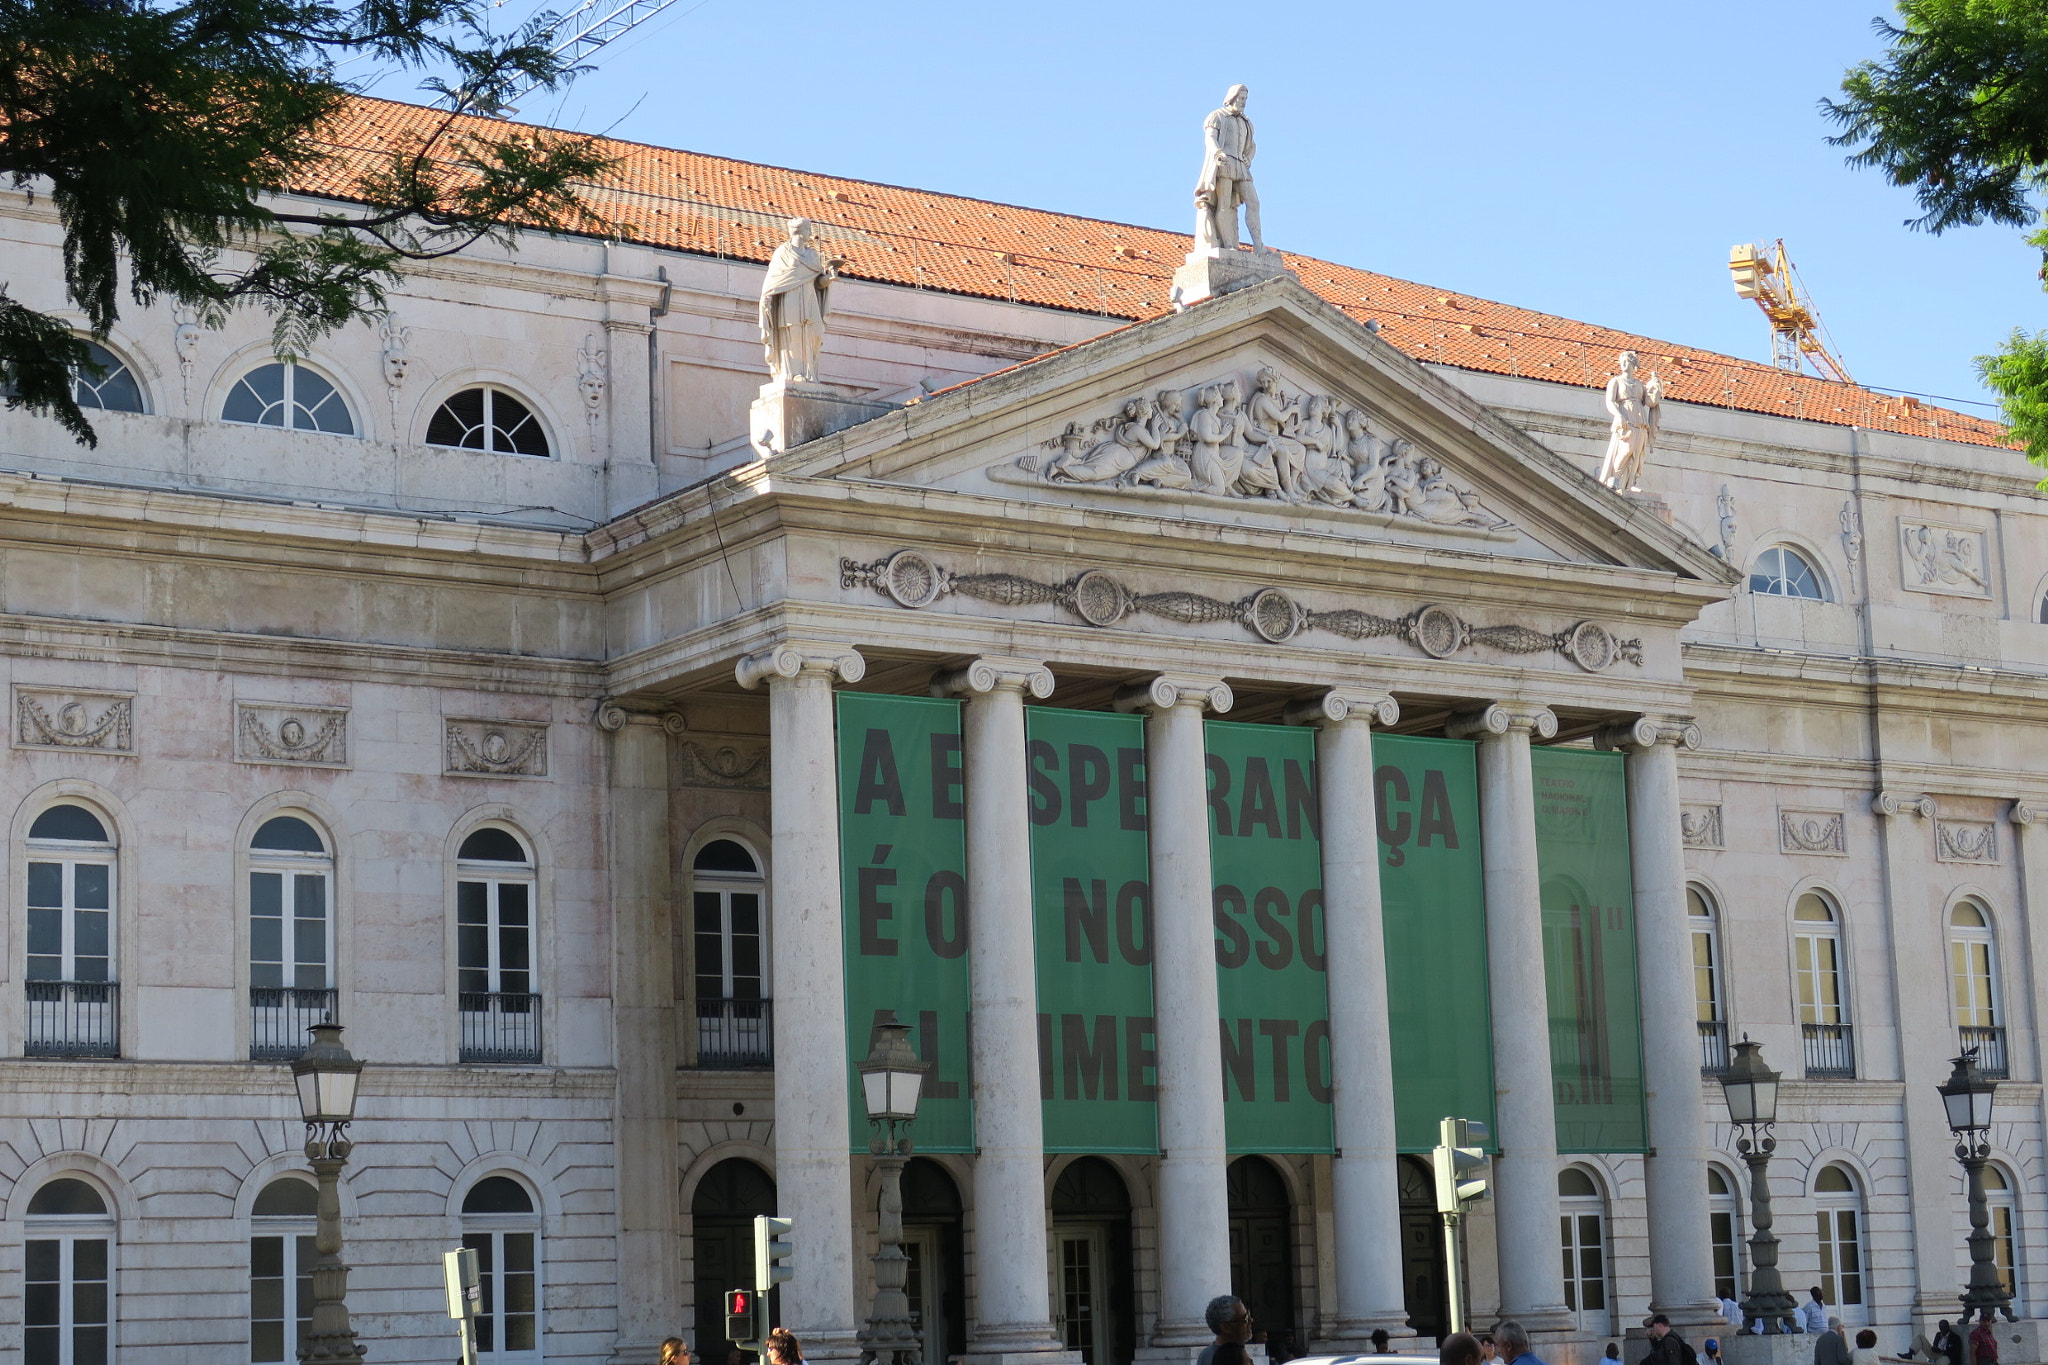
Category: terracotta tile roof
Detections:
[{"x1": 312, "y1": 96, "x2": 2011, "y2": 450}]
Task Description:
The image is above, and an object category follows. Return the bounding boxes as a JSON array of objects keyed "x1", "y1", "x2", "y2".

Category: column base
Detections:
[
  {"x1": 1315, "y1": 1318, "x2": 1420, "y2": 1352},
  {"x1": 1523, "y1": 1320, "x2": 1599, "y2": 1365},
  {"x1": 793, "y1": 1327, "x2": 865, "y2": 1365}
]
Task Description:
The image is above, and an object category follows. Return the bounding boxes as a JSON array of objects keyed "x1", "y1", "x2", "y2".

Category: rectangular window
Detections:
[
  {"x1": 26, "y1": 860, "x2": 114, "y2": 982},
  {"x1": 250, "y1": 1234, "x2": 315, "y2": 1363},
  {"x1": 1693, "y1": 929, "x2": 1721, "y2": 1023},
  {"x1": 464, "y1": 1229, "x2": 539, "y2": 1360},
  {"x1": 1796, "y1": 934, "x2": 1844, "y2": 1024},
  {"x1": 459, "y1": 879, "x2": 533, "y2": 996},
  {"x1": 1711, "y1": 1210, "x2": 1738, "y2": 1300},
  {"x1": 26, "y1": 1236, "x2": 110, "y2": 1365},
  {"x1": 1816, "y1": 1209, "x2": 1863, "y2": 1306},
  {"x1": 251, "y1": 871, "x2": 330, "y2": 990},
  {"x1": 1952, "y1": 940, "x2": 1996, "y2": 1027}
]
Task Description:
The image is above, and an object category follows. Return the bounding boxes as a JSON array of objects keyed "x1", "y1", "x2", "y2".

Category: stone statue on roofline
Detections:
[
  {"x1": 1597, "y1": 350, "x2": 1664, "y2": 492},
  {"x1": 1196, "y1": 84, "x2": 1263, "y2": 252},
  {"x1": 758, "y1": 218, "x2": 843, "y2": 385}
]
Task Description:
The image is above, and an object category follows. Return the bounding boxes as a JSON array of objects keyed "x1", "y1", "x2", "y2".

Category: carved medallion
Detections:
[
  {"x1": 236, "y1": 703, "x2": 348, "y2": 767},
  {"x1": 676, "y1": 739, "x2": 770, "y2": 791},
  {"x1": 1936, "y1": 821, "x2": 1999, "y2": 865},
  {"x1": 1680, "y1": 804, "x2": 1724, "y2": 850},
  {"x1": 15, "y1": 687, "x2": 135, "y2": 755},
  {"x1": 445, "y1": 719, "x2": 549, "y2": 778},
  {"x1": 1779, "y1": 809, "x2": 1847, "y2": 855}
]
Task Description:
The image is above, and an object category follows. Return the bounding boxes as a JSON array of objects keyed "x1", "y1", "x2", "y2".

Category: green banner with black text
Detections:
[
  {"x1": 1026, "y1": 707, "x2": 1160, "y2": 1153},
  {"x1": 1374, "y1": 734, "x2": 1498, "y2": 1153},
  {"x1": 837, "y1": 692, "x2": 975, "y2": 1153},
  {"x1": 1532, "y1": 746, "x2": 1647, "y2": 1153}
]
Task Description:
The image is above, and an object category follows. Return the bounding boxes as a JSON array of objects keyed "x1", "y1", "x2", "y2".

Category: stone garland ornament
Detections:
[
  {"x1": 1778, "y1": 809, "x2": 1847, "y2": 855},
  {"x1": 1680, "y1": 804, "x2": 1724, "y2": 850},
  {"x1": 15, "y1": 688, "x2": 135, "y2": 754},
  {"x1": 236, "y1": 703, "x2": 348, "y2": 767},
  {"x1": 445, "y1": 719, "x2": 549, "y2": 778},
  {"x1": 1000, "y1": 365, "x2": 1514, "y2": 534},
  {"x1": 841, "y1": 549, "x2": 1643, "y2": 674},
  {"x1": 1936, "y1": 821, "x2": 1999, "y2": 865},
  {"x1": 675, "y1": 740, "x2": 770, "y2": 791}
]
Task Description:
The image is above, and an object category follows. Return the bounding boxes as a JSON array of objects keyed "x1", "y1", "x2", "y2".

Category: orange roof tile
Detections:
[{"x1": 310, "y1": 96, "x2": 2012, "y2": 450}]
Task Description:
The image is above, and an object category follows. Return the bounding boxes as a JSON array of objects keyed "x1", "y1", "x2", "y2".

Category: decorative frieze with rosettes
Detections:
[
  {"x1": 445, "y1": 718, "x2": 549, "y2": 778},
  {"x1": 236, "y1": 703, "x2": 348, "y2": 767},
  {"x1": 14, "y1": 687, "x2": 134, "y2": 755},
  {"x1": 841, "y1": 548, "x2": 1643, "y2": 674}
]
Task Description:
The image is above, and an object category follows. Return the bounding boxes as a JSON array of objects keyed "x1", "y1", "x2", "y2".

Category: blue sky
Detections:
[{"x1": 406, "y1": 0, "x2": 2044, "y2": 413}]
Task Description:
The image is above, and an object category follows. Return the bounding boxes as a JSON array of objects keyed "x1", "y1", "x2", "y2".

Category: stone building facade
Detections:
[{"x1": 0, "y1": 94, "x2": 2042, "y2": 1365}]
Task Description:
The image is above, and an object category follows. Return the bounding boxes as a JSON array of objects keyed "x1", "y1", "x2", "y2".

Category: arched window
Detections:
[
  {"x1": 1985, "y1": 1163, "x2": 2021, "y2": 1301},
  {"x1": 1708, "y1": 1165, "x2": 1744, "y2": 1302},
  {"x1": 72, "y1": 342, "x2": 146, "y2": 414},
  {"x1": 26, "y1": 1176, "x2": 115, "y2": 1364},
  {"x1": 1690, "y1": 885, "x2": 1727, "y2": 1073},
  {"x1": 462, "y1": 1176, "x2": 540, "y2": 1363},
  {"x1": 1814, "y1": 1164, "x2": 1868, "y2": 1324},
  {"x1": 250, "y1": 1177, "x2": 318, "y2": 1363},
  {"x1": 1794, "y1": 892, "x2": 1853, "y2": 1078},
  {"x1": 1558, "y1": 1166, "x2": 1611, "y2": 1335},
  {"x1": 426, "y1": 386, "x2": 550, "y2": 457},
  {"x1": 457, "y1": 828, "x2": 539, "y2": 1064},
  {"x1": 222, "y1": 361, "x2": 355, "y2": 435},
  {"x1": 1750, "y1": 545, "x2": 1827, "y2": 600},
  {"x1": 1951, "y1": 900, "x2": 2006, "y2": 1076},
  {"x1": 249, "y1": 815, "x2": 335, "y2": 1060},
  {"x1": 25, "y1": 803, "x2": 119, "y2": 1058},
  {"x1": 693, "y1": 838, "x2": 769, "y2": 1068}
]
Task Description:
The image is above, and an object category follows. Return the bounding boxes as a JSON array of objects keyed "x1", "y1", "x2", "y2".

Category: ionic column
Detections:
[
  {"x1": 934, "y1": 658, "x2": 1077, "y2": 1365},
  {"x1": 604, "y1": 706, "x2": 683, "y2": 1362},
  {"x1": 1287, "y1": 686, "x2": 1409, "y2": 1346},
  {"x1": 739, "y1": 641, "x2": 867, "y2": 1361},
  {"x1": 1446, "y1": 701, "x2": 1573, "y2": 1334},
  {"x1": 1116, "y1": 672, "x2": 1234, "y2": 1354},
  {"x1": 1599, "y1": 716, "x2": 1721, "y2": 1330}
]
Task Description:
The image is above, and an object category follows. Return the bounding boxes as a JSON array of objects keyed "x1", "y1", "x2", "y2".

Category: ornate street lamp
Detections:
[
  {"x1": 292, "y1": 1022, "x2": 366, "y2": 1362},
  {"x1": 1720, "y1": 1037, "x2": 1798, "y2": 1334},
  {"x1": 857, "y1": 1012, "x2": 928, "y2": 1365},
  {"x1": 1940, "y1": 1049, "x2": 2017, "y2": 1325}
]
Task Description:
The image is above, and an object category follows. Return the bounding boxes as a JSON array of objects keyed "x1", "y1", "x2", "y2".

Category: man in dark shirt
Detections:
[
  {"x1": 1196, "y1": 1296, "x2": 1252, "y2": 1365},
  {"x1": 1647, "y1": 1313, "x2": 1700, "y2": 1365}
]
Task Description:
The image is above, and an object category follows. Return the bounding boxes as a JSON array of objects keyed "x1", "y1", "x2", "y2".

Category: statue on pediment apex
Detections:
[{"x1": 1195, "y1": 84, "x2": 1263, "y2": 252}]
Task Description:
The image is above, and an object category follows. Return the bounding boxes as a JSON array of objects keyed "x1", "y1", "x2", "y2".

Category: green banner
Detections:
[
  {"x1": 1026, "y1": 707, "x2": 1159, "y2": 1153},
  {"x1": 1533, "y1": 746, "x2": 1647, "y2": 1153},
  {"x1": 837, "y1": 692, "x2": 974, "y2": 1153},
  {"x1": 1374, "y1": 735, "x2": 1497, "y2": 1153},
  {"x1": 1205, "y1": 721, "x2": 1333, "y2": 1155}
]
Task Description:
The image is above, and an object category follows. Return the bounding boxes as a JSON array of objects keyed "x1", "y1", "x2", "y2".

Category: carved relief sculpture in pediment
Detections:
[
  {"x1": 445, "y1": 718, "x2": 549, "y2": 778},
  {"x1": 1001, "y1": 366, "x2": 1514, "y2": 535},
  {"x1": 15, "y1": 687, "x2": 135, "y2": 755},
  {"x1": 236, "y1": 703, "x2": 348, "y2": 767}
]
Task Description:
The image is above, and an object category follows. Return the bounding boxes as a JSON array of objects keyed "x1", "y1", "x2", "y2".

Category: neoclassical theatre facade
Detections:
[{"x1": 0, "y1": 93, "x2": 2043, "y2": 1365}]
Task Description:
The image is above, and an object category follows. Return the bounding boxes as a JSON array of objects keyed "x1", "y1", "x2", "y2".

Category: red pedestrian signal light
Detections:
[
  {"x1": 726, "y1": 1290, "x2": 751, "y2": 1315},
  {"x1": 725, "y1": 1288, "x2": 761, "y2": 1352}
]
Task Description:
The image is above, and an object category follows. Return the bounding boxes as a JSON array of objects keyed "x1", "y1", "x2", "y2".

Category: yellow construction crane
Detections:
[{"x1": 1728, "y1": 240, "x2": 1855, "y2": 385}]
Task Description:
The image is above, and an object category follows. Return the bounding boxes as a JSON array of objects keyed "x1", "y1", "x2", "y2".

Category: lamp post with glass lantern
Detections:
[
  {"x1": 857, "y1": 1012, "x2": 928, "y2": 1365},
  {"x1": 1720, "y1": 1036, "x2": 1798, "y2": 1334},
  {"x1": 1940, "y1": 1048, "x2": 2017, "y2": 1325},
  {"x1": 292, "y1": 1021, "x2": 366, "y2": 1362}
]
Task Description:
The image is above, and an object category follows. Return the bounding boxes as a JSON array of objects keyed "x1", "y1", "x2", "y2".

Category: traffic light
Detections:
[
  {"x1": 1432, "y1": 1116, "x2": 1490, "y2": 1215},
  {"x1": 754, "y1": 1214, "x2": 795, "y2": 1293},
  {"x1": 725, "y1": 1288, "x2": 760, "y2": 1351}
]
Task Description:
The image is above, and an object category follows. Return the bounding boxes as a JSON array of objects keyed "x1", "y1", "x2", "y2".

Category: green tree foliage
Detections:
[
  {"x1": 0, "y1": 0, "x2": 618, "y2": 445},
  {"x1": 1825, "y1": 0, "x2": 2048, "y2": 459}
]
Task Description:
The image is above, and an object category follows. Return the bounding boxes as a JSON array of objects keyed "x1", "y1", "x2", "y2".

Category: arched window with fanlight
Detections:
[
  {"x1": 1814, "y1": 1164, "x2": 1868, "y2": 1325},
  {"x1": 71, "y1": 342, "x2": 146, "y2": 414},
  {"x1": 25, "y1": 1175, "x2": 116, "y2": 1365},
  {"x1": 1690, "y1": 884, "x2": 1728, "y2": 1073},
  {"x1": 24, "y1": 803, "x2": 119, "y2": 1058},
  {"x1": 1708, "y1": 1165, "x2": 1744, "y2": 1302},
  {"x1": 1951, "y1": 900, "x2": 2006, "y2": 1076},
  {"x1": 462, "y1": 1175, "x2": 542, "y2": 1363},
  {"x1": 1558, "y1": 1165, "x2": 1611, "y2": 1335},
  {"x1": 221, "y1": 361, "x2": 355, "y2": 435},
  {"x1": 427, "y1": 386, "x2": 550, "y2": 457},
  {"x1": 249, "y1": 1176, "x2": 318, "y2": 1363},
  {"x1": 1750, "y1": 545, "x2": 1828, "y2": 600},
  {"x1": 1794, "y1": 892, "x2": 1853, "y2": 1078},
  {"x1": 457, "y1": 827, "x2": 540, "y2": 1064},
  {"x1": 249, "y1": 815, "x2": 335, "y2": 1060},
  {"x1": 693, "y1": 837, "x2": 769, "y2": 1068}
]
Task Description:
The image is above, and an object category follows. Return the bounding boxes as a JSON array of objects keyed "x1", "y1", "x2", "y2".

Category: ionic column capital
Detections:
[
  {"x1": 1284, "y1": 686, "x2": 1399, "y2": 729},
  {"x1": 595, "y1": 702, "x2": 687, "y2": 734},
  {"x1": 735, "y1": 640, "x2": 866, "y2": 690},
  {"x1": 930, "y1": 655, "x2": 1054, "y2": 701},
  {"x1": 1871, "y1": 790, "x2": 1936, "y2": 819},
  {"x1": 1446, "y1": 701, "x2": 1557, "y2": 741},
  {"x1": 1114, "y1": 672, "x2": 1233, "y2": 716},
  {"x1": 2011, "y1": 800, "x2": 2044, "y2": 827},
  {"x1": 1595, "y1": 715, "x2": 1702, "y2": 753}
]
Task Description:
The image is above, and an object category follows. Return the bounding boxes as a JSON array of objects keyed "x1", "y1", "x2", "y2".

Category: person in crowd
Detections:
[
  {"x1": 1814, "y1": 1317, "x2": 1850, "y2": 1365},
  {"x1": 1800, "y1": 1289, "x2": 1830, "y2": 1336},
  {"x1": 1720, "y1": 1297, "x2": 1744, "y2": 1330},
  {"x1": 766, "y1": 1329, "x2": 805, "y2": 1365},
  {"x1": 1442, "y1": 1333, "x2": 1483, "y2": 1365},
  {"x1": 1497, "y1": 1320, "x2": 1547, "y2": 1365},
  {"x1": 1971, "y1": 1316, "x2": 2000, "y2": 1365},
  {"x1": 661, "y1": 1341, "x2": 691, "y2": 1365},
  {"x1": 1850, "y1": 1329, "x2": 1881, "y2": 1365},
  {"x1": 1705, "y1": 1339, "x2": 1724, "y2": 1365},
  {"x1": 1933, "y1": 1319, "x2": 1963, "y2": 1365},
  {"x1": 1479, "y1": 1334, "x2": 1500, "y2": 1364},
  {"x1": 1601, "y1": 1342, "x2": 1625, "y2": 1365},
  {"x1": 1372, "y1": 1329, "x2": 1393, "y2": 1354},
  {"x1": 1646, "y1": 1313, "x2": 1700, "y2": 1365},
  {"x1": 1197, "y1": 1295, "x2": 1253, "y2": 1365}
]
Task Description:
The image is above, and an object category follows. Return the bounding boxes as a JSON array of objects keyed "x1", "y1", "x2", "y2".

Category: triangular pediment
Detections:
[{"x1": 773, "y1": 276, "x2": 1733, "y2": 581}]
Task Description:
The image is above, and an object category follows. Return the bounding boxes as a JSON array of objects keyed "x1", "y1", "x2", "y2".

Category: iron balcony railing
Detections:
[
  {"x1": 25, "y1": 981, "x2": 119, "y2": 1058},
  {"x1": 1802, "y1": 1021, "x2": 1856, "y2": 1079},
  {"x1": 1698, "y1": 1019, "x2": 1730, "y2": 1075},
  {"x1": 459, "y1": 992, "x2": 542, "y2": 1064},
  {"x1": 250, "y1": 987, "x2": 338, "y2": 1060},
  {"x1": 1961, "y1": 1025, "x2": 2009, "y2": 1079},
  {"x1": 696, "y1": 997, "x2": 773, "y2": 1069}
]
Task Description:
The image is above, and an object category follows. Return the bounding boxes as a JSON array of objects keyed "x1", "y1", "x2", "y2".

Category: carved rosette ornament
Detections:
[
  {"x1": 842, "y1": 551, "x2": 1643, "y2": 674},
  {"x1": 236, "y1": 703, "x2": 347, "y2": 767},
  {"x1": 15, "y1": 688, "x2": 135, "y2": 754},
  {"x1": 445, "y1": 719, "x2": 549, "y2": 778}
]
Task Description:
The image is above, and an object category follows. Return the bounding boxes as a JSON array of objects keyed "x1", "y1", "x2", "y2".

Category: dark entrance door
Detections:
[
  {"x1": 1227, "y1": 1157, "x2": 1297, "y2": 1357},
  {"x1": 1051, "y1": 1158, "x2": 1136, "y2": 1365},
  {"x1": 1398, "y1": 1155, "x2": 1447, "y2": 1342},
  {"x1": 692, "y1": 1158, "x2": 777, "y2": 1363},
  {"x1": 901, "y1": 1158, "x2": 967, "y2": 1365}
]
